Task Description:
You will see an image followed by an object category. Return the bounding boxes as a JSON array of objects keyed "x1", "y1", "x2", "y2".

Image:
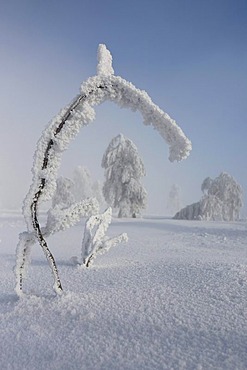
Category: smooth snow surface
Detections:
[{"x1": 0, "y1": 212, "x2": 246, "y2": 369}]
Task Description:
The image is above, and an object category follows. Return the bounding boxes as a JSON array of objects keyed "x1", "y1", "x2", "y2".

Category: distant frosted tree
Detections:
[
  {"x1": 102, "y1": 133, "x2": 147, "y2": 218},
  {"x1": 199, "y1": 194, "x2": 222, "y2": 221},
  {"x1": 174, "y1": 201, "x2": 201, "y2": 220},
  {"x1": 92, "y1": 179, "x2": 106, "y2": 210},
  {"x1": 207, "y1": 172, "x2": 243, "y2": 221},
  {"x1": 72, "y1": 166, "x2": 105, "y2": 209},
  {"x1": 167, "y1": 184, "x2": 181, "y2": 215},
  {"x1": 51, "y1": 167, "x2": 105, "y2": 217},
  {"x1": 174, "y1": 172, "x2": 243, "y2": 221},
  {"x1": 48, "y1": 176, "x2": 99, "y2": 232},
  {"x1": 201, "y1": 177, "x2": 213, "y2": 195},
  {"x1": 52, "y1": 177, "x2": 75, "y2": 209},
  {"x1": 72, "y1": 166, "x2": 93, "y2": 202}
]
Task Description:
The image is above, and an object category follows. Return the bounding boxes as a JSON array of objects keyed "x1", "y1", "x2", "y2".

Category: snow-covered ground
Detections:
[{"x1": 0, "y1": 212, "x2": 246, "y2": 369}]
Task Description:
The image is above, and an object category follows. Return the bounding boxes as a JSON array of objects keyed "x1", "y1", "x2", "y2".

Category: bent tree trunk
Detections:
[{"x1": 15, "y1": 44, "x2": 191, "y2": 295}]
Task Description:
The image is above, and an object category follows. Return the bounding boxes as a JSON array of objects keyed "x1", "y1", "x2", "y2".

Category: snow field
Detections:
[{"x1": 0, "y1": 214, "x2": 246, "y2": 369}]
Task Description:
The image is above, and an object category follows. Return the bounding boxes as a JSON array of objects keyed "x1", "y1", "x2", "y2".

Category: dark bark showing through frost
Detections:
[
  {"x1": 28, "y1": 93, "x2": 89, "y2": 293},
  {"x1": 15, "y1": 66, "x2": 191, "y2": 295},
  {"x1": 25, "y1": 87, "x2": 108, "y2": 294}
]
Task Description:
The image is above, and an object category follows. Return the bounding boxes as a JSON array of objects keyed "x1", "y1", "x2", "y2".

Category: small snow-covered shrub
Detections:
[{"x1": 81, "y1": 207, "x2": 128, "y2": 267}]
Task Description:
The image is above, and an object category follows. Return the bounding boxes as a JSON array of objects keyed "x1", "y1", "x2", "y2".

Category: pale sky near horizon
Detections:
[{"x1": 0, "y1": 0, "x2": 247, "y2": 215}]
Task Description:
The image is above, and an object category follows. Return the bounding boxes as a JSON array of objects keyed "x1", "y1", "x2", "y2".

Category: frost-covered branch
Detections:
[
  {"x1": 46, "y1": 198, "x2": 99, "y2": 235},
  {"x1": 16, "y1": 43, "x2": 191, "y2": 295},
  {"x1": 81, "y1": 208, "x2": 128, "y2": 267},
  {"x1": 15, "y1": 232, "x2": 33, "y2": 296},
  {"x1": 15, "y1": 197, "x2": 98, "y2": 294}
]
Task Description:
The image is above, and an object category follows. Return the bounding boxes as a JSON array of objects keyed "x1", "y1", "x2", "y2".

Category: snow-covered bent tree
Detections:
[
  {"x1": 174, "y1": 172, "x2": 243, "y2": 221},
  {"x1": 102, "y1": 133, "x2": 147, "y2": 218},
  {"x1": 15, "y1": 44, "x2": 192, "y2": 296}
]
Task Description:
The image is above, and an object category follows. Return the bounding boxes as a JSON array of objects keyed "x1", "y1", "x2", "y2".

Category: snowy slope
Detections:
[{"x1": 0, "y1": 213, "x2": 246, "y2": 370}]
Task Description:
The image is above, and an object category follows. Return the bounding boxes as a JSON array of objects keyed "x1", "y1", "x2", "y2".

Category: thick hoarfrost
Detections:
[
  {"x1": 80, "y1": 74, "x2": 192, "y2": 163},
  {"x1": 81, "y1": 207, "x2": 128, "y2": 267},
  {"x1": 16, "y1": 43, "x2": 192, "y2": 295},
  {"x1": 23, "y1": 100, "x2": 96, "y2": 232},
  {"x1": 46, "y1": 198, "x2": 99, "y2": 235},
  {"x1": 15, "y1": 197, "x2": 99, "y2": 295},
  {"x1": 97, "y1": 43, "x2": 114, "y2": 76}
]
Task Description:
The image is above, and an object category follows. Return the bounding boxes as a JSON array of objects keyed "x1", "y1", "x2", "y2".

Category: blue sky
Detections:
[{"x1": 0, "y1": 0, "x2": 247, "y2": 215}]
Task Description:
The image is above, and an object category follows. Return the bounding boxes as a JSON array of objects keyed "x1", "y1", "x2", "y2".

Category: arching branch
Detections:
[{"x1": 15, "y1": 44, "x2": 192, "y2": 295}]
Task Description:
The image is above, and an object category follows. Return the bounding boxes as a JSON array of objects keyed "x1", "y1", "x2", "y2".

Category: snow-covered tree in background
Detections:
[
  {"x1": 50, "y1": 166, "x2": 104, "y2": 212},
  {"x1": 102, "y1": 134, "x2": 147, "y2": 218},
  {"x1": 72, "y1": 166, "x2": 92, "y2": 202},
  {"x1": 48, "y1": 174, "x2": 99, "y2": 232},
  {"x1": 52, "y1": 177, "x2": 75, "y2": 209},
  {"x1": 206, "y1": 172, "x2": 243, "y2": 221},
  {"x1": 167, "y1": 184, "x2": 181, "y2": 215},
  {"x1": 72, "y1": 166, "x2": 105, "y2": 209},
  {"x1": 174, "y1": 172, "x2": 243, "y2": 221},
  {"x1": 201, "y1": 176, "x2": 213, "y2": 195},
  {"x1": 173, "y1": 201, "x2": 201, "y2": 220},
  {"x1": 92, "y1": 180, "x2": 105, "y2": 210},
  {"x1": 52, "y1": 166, "x2": 105, "y2": 211},
  {"x1": 15, "y1": 44, "x2": 191, "y2": 295}
]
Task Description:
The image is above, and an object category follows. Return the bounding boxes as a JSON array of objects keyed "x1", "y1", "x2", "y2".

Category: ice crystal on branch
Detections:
[{"x1": 97, "y1": 44, "x2": 114, "y2": 76}]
